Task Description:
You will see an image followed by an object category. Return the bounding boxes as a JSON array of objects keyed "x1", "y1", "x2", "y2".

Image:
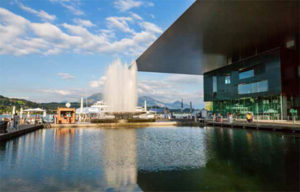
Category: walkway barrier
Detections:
[
  {"x1": 204, "y1": 115, "x2": 300, "y2": 133},
  {"x1": 0, "y1": 121, "x2": 8, "y2": 133}
]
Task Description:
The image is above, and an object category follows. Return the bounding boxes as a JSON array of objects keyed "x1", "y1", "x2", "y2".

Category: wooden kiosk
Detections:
[{"x1": 56, "y1": 108, "x2": 76, "y2": 124}]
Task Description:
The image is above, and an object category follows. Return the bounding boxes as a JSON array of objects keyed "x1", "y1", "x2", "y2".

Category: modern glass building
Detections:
[
  {"x1": 136, "y1": 0, "x2": 300, "y2": 119},
  {"x1": 204, "y1": 50, "x2": 290, "y2": 118}
]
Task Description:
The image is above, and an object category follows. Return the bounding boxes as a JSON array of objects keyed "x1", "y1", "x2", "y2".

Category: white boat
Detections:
[{"x1": 76, "y1": 100, "x2": 155, "y2": 119}]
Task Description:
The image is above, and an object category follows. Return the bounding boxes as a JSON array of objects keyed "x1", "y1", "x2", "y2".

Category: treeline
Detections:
[{"x1": 0, "y1": 95, "x2": 80, "y2": 114}]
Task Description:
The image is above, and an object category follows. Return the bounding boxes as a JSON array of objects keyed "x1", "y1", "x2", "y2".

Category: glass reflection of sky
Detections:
[{"x1": 137, "y1": 127, "x2": 207, "y2": 171}]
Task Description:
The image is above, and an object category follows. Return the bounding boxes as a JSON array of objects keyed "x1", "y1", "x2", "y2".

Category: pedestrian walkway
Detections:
[
  {"x1": 204, "y1": 119, "x2": 300, "y2": 133},
  {"x1": 0, "y1": 124, "x2": 43, "y2": 141}
]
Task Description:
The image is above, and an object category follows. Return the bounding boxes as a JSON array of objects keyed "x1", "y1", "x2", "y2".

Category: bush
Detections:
[
  {"x1": 91, "y1": 119, "x2": 117, "y2": 123},
  {"x1": 127, "y1": 118, "x2": 155, "y2": 123},
  {"x1": 90, "y1": 118, "x2": 155, "y2": 123}
]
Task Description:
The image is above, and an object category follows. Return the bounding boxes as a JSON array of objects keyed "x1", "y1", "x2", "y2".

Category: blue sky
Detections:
[{"x1": 0, "y1": 0, "x2": 204, "y2": 108}]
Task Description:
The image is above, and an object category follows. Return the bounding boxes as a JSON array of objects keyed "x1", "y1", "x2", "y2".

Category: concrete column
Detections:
[{"x1": 281, "y1": 95, "x2": 287, "y2": 120}]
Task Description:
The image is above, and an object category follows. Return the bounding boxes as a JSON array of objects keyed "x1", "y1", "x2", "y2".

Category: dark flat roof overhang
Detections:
[{"x1": 136, "y1": 0, "x2": 299, "y2": 75}]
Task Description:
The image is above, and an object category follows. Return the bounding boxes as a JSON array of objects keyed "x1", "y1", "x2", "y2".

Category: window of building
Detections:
[
  {"x1": 213, "y1": 76, "x2": 217, "y2": 92},
  {"x1": 225, "y1": 76, "x2": 231, "y2": 84},
  {"x1": 254, "y1": 64, "x2": 265, "y2": 75},
  {"x1": 239, "y1": 69, "x2": 254, "y2": 79},
  {"x1": 238, "y1": 80, "x2": 268, "y2": 94}
]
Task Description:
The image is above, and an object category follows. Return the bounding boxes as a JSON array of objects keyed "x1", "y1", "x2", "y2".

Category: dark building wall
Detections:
[
  {"x1": 280, "y1": 39, "x2": 300, "y2": 112},
  {"x1": 281, "y1": 40, "x2": 300, "y2": 98},
  {"x1": 280, "y1": 0, "x2": 300, "y2": 100},
  {"x1": 204, "y1": 51, "x2": 282, "y2": 102}
]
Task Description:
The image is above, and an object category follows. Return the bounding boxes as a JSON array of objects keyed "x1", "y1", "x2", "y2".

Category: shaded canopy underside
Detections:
[{"x1": 136, "y1": 0, "x2": 299, "y2": 75}]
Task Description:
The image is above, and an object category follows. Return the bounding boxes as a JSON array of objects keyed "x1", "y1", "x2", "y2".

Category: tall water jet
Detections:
[{"x1": 104, "y1": 59, "x2": 138, "y2": 112}]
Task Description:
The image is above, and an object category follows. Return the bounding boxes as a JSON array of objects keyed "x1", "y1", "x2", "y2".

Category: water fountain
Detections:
[{"x1": 104, "y1": 59, "x2": 145, "y2": 120}]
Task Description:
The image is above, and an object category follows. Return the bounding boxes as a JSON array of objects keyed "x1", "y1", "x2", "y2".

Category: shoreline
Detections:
[
  {"x1": 1, "y1": 120, "x2": 299, "y2": 143},
  {"x1": 50, "y1": 121, "x2": 180, "y2": 128},
  {"x1": 50, "y1": 120, "x2": 300, "y2": 133},
  {"x1": 0, "y1": 124, "x2": 43, "y2": 142}
]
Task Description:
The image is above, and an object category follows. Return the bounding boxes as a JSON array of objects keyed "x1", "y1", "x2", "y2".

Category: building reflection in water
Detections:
[
  {"x1": 137, "y1": 127, "x2": 299, "y2": 191},
  {"x1": 205, "y1": 127, "x2": 300, "y2": 191},
  {"x1": 54, "y1": 128, "x2": 75, "y2": 170}
]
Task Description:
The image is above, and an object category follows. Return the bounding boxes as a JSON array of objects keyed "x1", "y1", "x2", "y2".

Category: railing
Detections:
[
  {"x1": 1, "y1": 117, "x2": 49, "y2": 133},
  {"x1": 207, "y1": 115, "x2": 300, "y2": 124},
  {"x1": 233, "y1": 115, "x2": 299, "y2": 122}
]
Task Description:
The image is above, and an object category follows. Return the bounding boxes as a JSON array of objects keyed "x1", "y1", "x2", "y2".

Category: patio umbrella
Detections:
[
  {"x1": 264, "y1": 109, "x2": 277, "y2": 114},
  {"x1": 32, "y1": 108, "x2": 45, "y2": 112},
  {"x1": 12, "y1": 106, "x2": 16, "y2": 118},
  {"x1": 80, "y1": 97, "x2": 84, "y2": 114},
  {"x1": 20, "y1": 107, "x2": 23, "y2": 119},
  {"x1": 240, "y1": 111, "x2": 252, "y2": 114}
]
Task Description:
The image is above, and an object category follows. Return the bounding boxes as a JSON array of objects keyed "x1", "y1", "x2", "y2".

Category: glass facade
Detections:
[
  {"x1": 202, "y1": 52, "x2": 298, "y2": 119},
  {"x1": 225, "y1": 76, "x2": 231, "y2": 84},
  {"x1": 212, "y1": 95, "x2": 281, "y2": 119},
  {"x1": 239, "y1": 69, "x2": 254, "y2": 79},
  {"x1": 213, "y1": 76, "x2": 217, "y2": 92},
  {"x1": 238, "y1": 80, "x2": 268, "y2": 94}
]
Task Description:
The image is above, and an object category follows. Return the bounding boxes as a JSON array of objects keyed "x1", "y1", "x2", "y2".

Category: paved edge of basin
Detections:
[
  {"x1": 50, "y1": 120, "x2": 300, "y2": 134},
  {"x1": 204, "y1": 120, "x2": 300, "y2": 133},
  {"x1": 0, "y1": 125, "x2": 44, "y2": 142},
  {"x1": 50, "y1": 121, "x2": 181, "y2": 128}
]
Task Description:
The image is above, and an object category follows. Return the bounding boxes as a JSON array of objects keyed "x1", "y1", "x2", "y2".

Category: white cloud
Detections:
[
  {"x1": 50, "y1": 0, "x2": 84, "y2": 16},
  {"x1": 31, "y1": 23, "x2": 64, "y2": 40},
  {"x1": 61, "y1": 3, "x2": 84, "y2": 15},
  {"x1": 114, "y1": 0, "x2": 154, "y2": 12},
  {"x1": 31, "y1": 87, "x2": 96, "y2": 102},
  {"x1": 49, "y1": 0, "x2": 70, "y2": 2},
  {"x1": 140, "y1": 21, "x2": 162, "y2": 33},
  {"x1": 106, "y1": 16, "x2": 134, "y2": 34},
  {"x1": 89, "y1": 72, "x2": 204, "y2": 107},
  {"x1": 18, "y1": 3, "x2": 56, "y2": 21},
  {"x1": 165, "y1": 74, "x2": 203, "y2": 84},
  {"x1": 0, "y1": 7, "x2": 162, "y2": 57},
  {"x1": 100, "y1": 29, "x2": 116, "y2": 40},
  {"x1": 57, "y1": 72, "x2": 75, "y2": 80},
  {"x1": 114, "y1": 0, "x2": 143, "y2": 12},
  {"x1": 89, "y1": 76, "x2": 106, "y2": 88},
  {"x1": 73, "y1": 18, "x2": 95, "y2": 27},
  {"x1": 137, "y1": 74, "x2": 204, "y2": 106},
  {"x1": 149, "y1": 14, "x2": 155, "y2": 19},
  {"x1": 146, "y1": 1, "x2": 154, "y2": 7},
  {"x1": 103, "y1": 30, "x2": 159, "y2": 56},
  {"x1": 130, "y1": 12, "x2": 143, "y2": 20},
  {"x1": 8, "y1": 96, "x2": 30, "y2": 100},
  {"x1": 41, "y1": 89, "x2": 71, "y2": 96}
]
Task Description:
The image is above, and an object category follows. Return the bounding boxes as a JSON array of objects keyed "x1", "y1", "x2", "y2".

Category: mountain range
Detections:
[
  {"x1": 0, "y1": 93, "x2": 192, "y2": 114},
  {"x1": 87, "y1": 93, "x2": 190, "y2": 109}
]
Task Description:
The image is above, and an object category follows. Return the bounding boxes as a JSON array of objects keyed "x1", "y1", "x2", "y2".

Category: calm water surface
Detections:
[{"x1": 0, "y1": 127, "x2": 299, "y2": 191}]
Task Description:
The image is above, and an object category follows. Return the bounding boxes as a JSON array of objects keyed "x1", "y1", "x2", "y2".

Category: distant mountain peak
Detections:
[{"x1": 85, "y1": 92, "x2": 191, "y2": 109}]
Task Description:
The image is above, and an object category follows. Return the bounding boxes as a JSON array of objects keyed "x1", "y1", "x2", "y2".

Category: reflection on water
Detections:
[
  {"x1": 137, "y1": 127, "x2": 207, "y2": 171},
  {"x1": 0, "y1": 128, "x2": 141, "y2": 191},
  {"x1": 103, "y1": 129, "x2": 138, "y2": 191},
  {"x1": 0, "y1": 127, "x2": 299, "y2": 191}
]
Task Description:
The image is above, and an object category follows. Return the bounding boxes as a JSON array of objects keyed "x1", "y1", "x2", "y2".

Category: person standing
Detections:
[
  {"x1": 246, "y1": 113, "x2": 253, "y2": 123},
  {"x1": 229, "y1": 113, "x2": 233, "y2": 123},
  {"x1": 13, "y1": 113, "x2": 19, "y2": 129}
]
